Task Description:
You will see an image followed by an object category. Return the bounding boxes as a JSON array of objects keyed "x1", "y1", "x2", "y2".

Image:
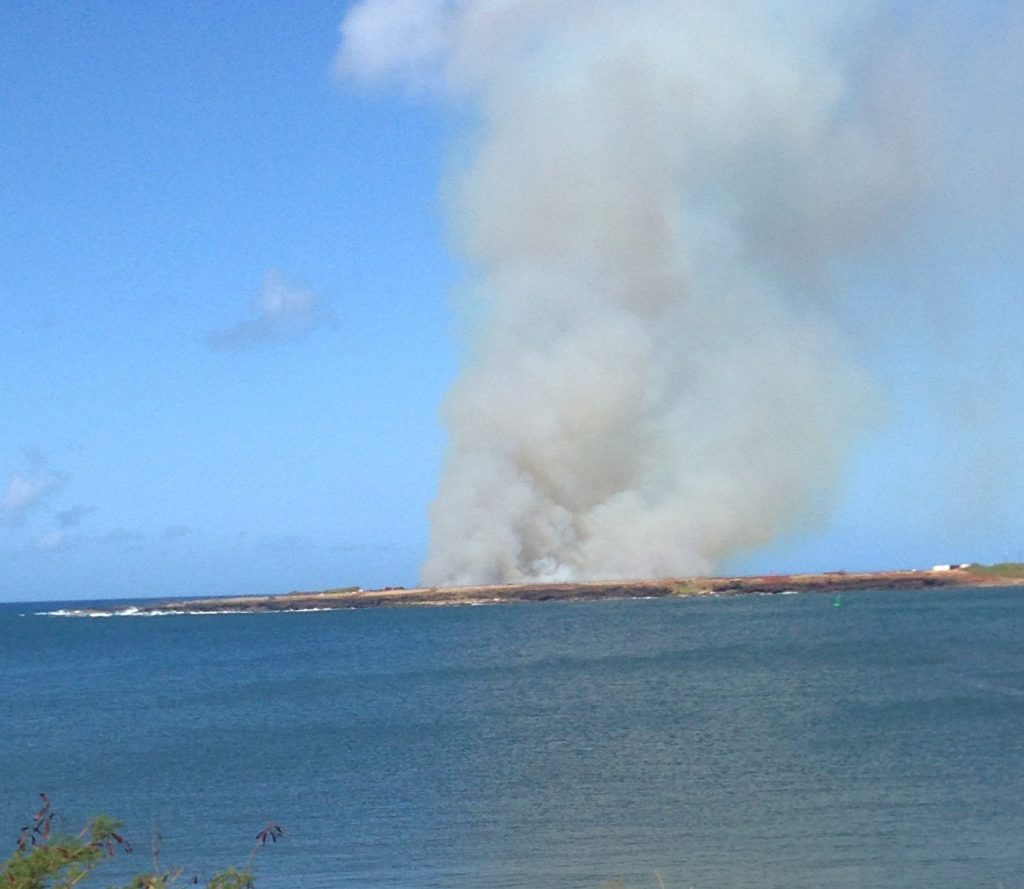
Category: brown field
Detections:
[{"x1": 113, "y1": 564, "x2": 1024, "y2": 615}]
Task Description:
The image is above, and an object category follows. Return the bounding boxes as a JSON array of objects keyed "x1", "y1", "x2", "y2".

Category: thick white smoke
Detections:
[{"x1": 338, "y1": 0, "x2": 930, "y2": 585}]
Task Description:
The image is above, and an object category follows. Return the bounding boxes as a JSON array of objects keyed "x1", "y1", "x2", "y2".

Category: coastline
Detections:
[{"x1": 82, "y1": 566, "x2": 1024, "y2": 616}]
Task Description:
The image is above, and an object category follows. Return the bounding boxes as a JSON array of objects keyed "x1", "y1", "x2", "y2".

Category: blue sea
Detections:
[{"x1": 1, "y1": 586, "x2": 1022, "y2": 889}]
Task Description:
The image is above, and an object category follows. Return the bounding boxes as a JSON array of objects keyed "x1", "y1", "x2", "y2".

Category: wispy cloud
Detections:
[
  {"x1": 162, "y1": 524, "x2": 192, "y2": 540},
  {"x1": 55, "y1": 504, "x2": 93, "y2": 529},
  {"x1": 1, "y1": 468, "x2": 65, "y2": 527},
  {"x1": 98, "y1": 527, "x2": 146, "y2": 545},
  {"x1": 32, "y1": 504, "x2": 92, "y2": 552},
  {"x1": 34, "y1": 528, "x2": 75, "y2": 552},
  {"x1": 31, "y1": 525, "x2": 148, "y2": 556},
  {"x1": 208, "y1": 271, "x2": 334, "y2": 351}
]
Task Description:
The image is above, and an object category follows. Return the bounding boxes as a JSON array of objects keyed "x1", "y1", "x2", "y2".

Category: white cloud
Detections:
[
  {"x1": 335, "y1": 0, "x2": 453, "y2": 87},
  {"x1": 208, "y1": 271, "x2": 334, "y2": 351},
  {"x1": 1, "y1": 469, "x2": 64, "y2": 527}
]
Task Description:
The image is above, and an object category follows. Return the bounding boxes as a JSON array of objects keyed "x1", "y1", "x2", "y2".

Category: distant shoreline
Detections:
[{"x1": 79, "y1": 565, "x2": 1024, "y2": 616}]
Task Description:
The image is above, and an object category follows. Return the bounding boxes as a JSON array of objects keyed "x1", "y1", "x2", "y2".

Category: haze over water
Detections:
[{"x1": 3, "y1": 586, "x2": 1022, "y2": 889}]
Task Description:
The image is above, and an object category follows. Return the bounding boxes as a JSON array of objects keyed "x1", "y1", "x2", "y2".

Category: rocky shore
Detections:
[{"x1": 90, "y1": 565, "x2": 1023, "y2": 616}]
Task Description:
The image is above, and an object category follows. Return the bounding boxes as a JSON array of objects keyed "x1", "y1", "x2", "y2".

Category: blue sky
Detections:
[
  {"x1": 2, "y1": 1, "x2": 460, "y2": 600},
  {"x1": 2, "y1": 1, "x2": 1022, "y2": 602}
]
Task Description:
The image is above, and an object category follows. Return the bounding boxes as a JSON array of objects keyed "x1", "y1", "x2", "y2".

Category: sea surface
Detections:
[{"x1": 1, "y1": 586, "x2": 1022, "y2": 889}]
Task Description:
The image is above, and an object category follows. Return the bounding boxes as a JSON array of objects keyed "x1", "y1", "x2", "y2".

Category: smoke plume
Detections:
[{"x1": 338, "y1": 1, "x2": 949, "y2": 585}]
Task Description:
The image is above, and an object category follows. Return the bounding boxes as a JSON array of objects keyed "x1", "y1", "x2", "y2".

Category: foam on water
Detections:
[{"x1": 36, "y1": 606, "x2": 340, "y2": 618}]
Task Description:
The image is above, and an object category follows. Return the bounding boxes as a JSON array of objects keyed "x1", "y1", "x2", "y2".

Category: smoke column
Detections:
[{"x1": 339, "y1": 0, "x2": 930, "y2": 585}]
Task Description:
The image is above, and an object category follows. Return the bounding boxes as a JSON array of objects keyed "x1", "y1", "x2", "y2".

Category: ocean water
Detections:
[{"x1": 1, "y1": 586, "x2": 1022, "y2": 889}]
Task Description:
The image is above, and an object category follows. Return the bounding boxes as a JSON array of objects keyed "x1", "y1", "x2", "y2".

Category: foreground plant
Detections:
[{"x1": 2, "y1": 795, "x2": 282, "y2": 889}]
